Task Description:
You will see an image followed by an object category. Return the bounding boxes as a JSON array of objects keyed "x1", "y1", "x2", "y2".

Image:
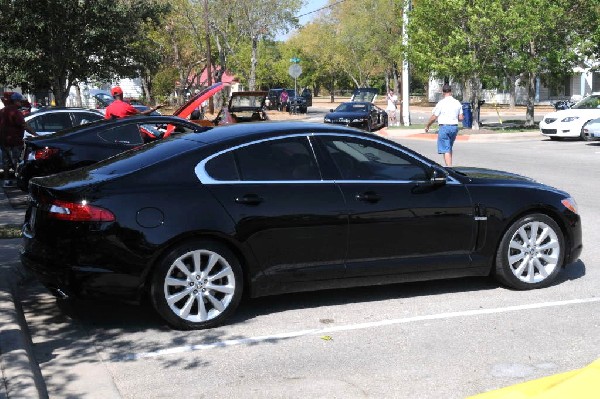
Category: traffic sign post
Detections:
[{"x1": 288, "y1": 64, "x2": 302, "y2": 100}]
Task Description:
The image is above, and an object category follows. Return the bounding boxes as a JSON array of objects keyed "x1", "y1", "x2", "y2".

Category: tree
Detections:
[
  {"x1": 228, "y1": 0, "x2": 302, "y2": 90},
  {"x1": 0, "y1": 0, "x2": 165, "y2": 106},
  {"x1": 406, "y1": 0, "x2": 594, "y2": 128}
]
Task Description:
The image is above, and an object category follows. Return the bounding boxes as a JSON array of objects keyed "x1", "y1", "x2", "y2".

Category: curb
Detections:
[
  {"x1": 0, "y1": 185, "x2": 48, "y2": 398},
  {"x1": 0, "y1": 260, "x2": 48, "y2": 398},
  {"x1": 377, "y1": 127, "x2": 541, "y2": 142}
]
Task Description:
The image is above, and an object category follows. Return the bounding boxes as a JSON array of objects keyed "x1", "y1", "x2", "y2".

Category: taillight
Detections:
[
  {"x1": 47, "y1": 199, "x2": 115, "y2": 222},
  {"x1": 33, "y1": 147, "x2": 60, "y2": 160}
]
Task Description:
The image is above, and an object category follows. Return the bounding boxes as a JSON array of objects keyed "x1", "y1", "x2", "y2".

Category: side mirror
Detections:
[
  {"x1": 330, "y1": 109, "x2": 334, "y2": 112},
  {"x1": 430, "y1": 168, "x2": 447, "y2": 185}
]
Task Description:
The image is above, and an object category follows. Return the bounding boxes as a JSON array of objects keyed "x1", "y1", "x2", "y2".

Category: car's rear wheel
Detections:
[
  {"x1": 150, "y1": 240, "x2": 243, "y2": 330},
  {"x1": 494, "y1": 214, "x2": 564, "y2": 290}
]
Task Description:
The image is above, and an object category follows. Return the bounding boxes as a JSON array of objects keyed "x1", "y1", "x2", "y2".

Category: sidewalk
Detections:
[{"x1": 0, "y1": 187, "x2": 47, "y2": 398}]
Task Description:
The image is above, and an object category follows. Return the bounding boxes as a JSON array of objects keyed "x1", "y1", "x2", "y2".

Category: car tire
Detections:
[
  {"x1": 494, "y1": 213, "x2": 564, "y2": 290},
  {"x1": 150, "y1": 239, "x2": 243, "y2": 330},
  {"x1": 580, "y1": 122, "x2": 593, "y2": 141}
]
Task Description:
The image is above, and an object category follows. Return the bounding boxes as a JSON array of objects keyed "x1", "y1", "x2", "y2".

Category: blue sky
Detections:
[
  {"x1": 298, "y1": 0, "x2": 329, "y2": 25},
  {"x1": 278, "y1": 0, "x2": 329, "y2": 40}
]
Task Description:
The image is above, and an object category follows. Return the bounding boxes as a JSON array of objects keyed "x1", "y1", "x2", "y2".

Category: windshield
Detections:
[
  {"x1": 230, "y1": 94, "x2": 265, "y2": 109},
  {"x1": 571, "y1": 95, "x2": 600, "y2": 109},
  {"x1": 335, "y1": 103, "x2": 369, "y2": 112}
]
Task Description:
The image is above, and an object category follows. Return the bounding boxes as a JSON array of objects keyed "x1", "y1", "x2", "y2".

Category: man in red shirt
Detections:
[
  {"x1": 104, "y1": 86, "x2": 162, "y2": 119},
  {"x1": 0, "y1": 92, "x2": 38, "y2": 187}
]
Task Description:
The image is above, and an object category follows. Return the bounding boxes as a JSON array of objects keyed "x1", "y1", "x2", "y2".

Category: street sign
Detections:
[{"x1": 288, "y1": 64, "x2": 302, "y2": 79}]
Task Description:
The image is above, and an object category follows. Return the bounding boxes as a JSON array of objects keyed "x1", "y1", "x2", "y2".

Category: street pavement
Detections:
[{"x1": 0, "y1": 115, "x2": 543, "y2": 398}]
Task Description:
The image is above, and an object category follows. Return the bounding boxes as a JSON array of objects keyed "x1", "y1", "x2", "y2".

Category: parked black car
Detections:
[
  {"x1": 16, "y1": 115, "x2": 207, "y2": 191},
  {"x1": 266, "y1": 88, "x2": 311, "y2": 112},
  {"x1": 21, "y1": 122, "x2": 582, "y2": 330},
  {"x1": 24, "y1": 108, "x2": 104, "y2": 137},
  {"x1": 324, "y1": 101, "x2": 388, "y2": 131}
]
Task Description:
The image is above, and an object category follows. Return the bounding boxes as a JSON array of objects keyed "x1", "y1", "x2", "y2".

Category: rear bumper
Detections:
[{"x1": 21, "y1": 238, "x2": 145, "y2": 302}]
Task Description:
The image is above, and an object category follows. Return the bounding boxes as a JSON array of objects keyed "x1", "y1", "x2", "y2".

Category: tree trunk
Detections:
[
  {"x1": 52, "y1": 76, "x2": 69, "y2": 107},
  {"x1": 249, "y1": 36, "x2": 258, "y2": 91},
  {"x1": 525, "y1": 72, "x2": 536, "y2": 127},
  {"x1": 74, "y1": 84, "x2": 82, "y2": 107},
  {"x1": 329, "y1": 75, "x2": 335, "y2": 103},
  {"x1": 508, "y1": 75, "x2": 516, "y2": 109},
  {"x1": 142, "y1": 71, "x2": 152, "y2": 104}
]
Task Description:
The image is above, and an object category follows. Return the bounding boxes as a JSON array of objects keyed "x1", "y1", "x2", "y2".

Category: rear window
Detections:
[{"x1": 85, "y1": 138, "x2": 206, "y2": 176}]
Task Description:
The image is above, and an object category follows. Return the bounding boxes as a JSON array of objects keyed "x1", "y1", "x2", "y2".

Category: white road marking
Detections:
[{"x1": 116, "y1": 297, "x2": 600, "y2": 361}]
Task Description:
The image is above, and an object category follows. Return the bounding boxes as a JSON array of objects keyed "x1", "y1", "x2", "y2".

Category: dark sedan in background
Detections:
[
  {"x1": 16, "y1": 115, "x2": 207, "y2": 191},
  {"x1": 21, "y1": 122, "x2": 582, "y2": 330},
  {"x1": 324, "y1": 101, "x2": 388, "y2": 131}
]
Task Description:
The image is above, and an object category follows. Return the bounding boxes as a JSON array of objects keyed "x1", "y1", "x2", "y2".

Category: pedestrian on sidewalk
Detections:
[
  {"x1": 424, "y1": 84, "x2": 463, "y2": 166},
  {"x1": 386, "y1": 90, "x2": 399, "y2": 126},
  {"x1": 0, "y1": 92, "x2": 38, "y2": 187}
]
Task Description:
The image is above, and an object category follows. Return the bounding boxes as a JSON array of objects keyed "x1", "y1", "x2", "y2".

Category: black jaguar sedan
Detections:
[
  {"x1": 16, "y1": 115, "x2": 207, "y2": 191},
  {"x1": 21, "y1": 122, "x2": 582, "y2": 330},
  {"x1": 324, "y1": 101, "x2": 388, "y2": 131}
]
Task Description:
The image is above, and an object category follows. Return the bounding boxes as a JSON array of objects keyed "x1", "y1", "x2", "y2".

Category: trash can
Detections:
[{"x1": 462, "y1": 102, "x2": 473, "y2": 128}]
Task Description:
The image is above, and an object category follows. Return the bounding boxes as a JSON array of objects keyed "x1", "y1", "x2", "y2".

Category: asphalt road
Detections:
[{"x1": 17, "y1": 134, "x2": 600, "y2": 398}]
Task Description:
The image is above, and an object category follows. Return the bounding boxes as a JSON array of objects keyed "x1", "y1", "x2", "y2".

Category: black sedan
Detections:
[
  {"x1": 16, "y1": 115, "x2": 207, "y2": 191},
  {"x1": 21, "y1": 122, "x2": 582, "y2": 330},
  {"x1": 324, "y1": 101, "x2": 388, "y2": 131}
]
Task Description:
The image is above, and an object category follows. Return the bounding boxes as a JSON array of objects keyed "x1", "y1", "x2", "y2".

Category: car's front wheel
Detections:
[
  {"x1": 150, "y1": 240, "x2": 243, "y2": 330},
  {"x1": 494, "y1": 213, "x2": 564, "y2": 290},
  {"x1": 580, "y1": 122, "x2": 593, "y2": 141}
]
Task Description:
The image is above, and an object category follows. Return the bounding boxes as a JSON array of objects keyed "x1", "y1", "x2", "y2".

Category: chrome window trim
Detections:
[{"x1": 195, "y1": 132, "x2": 460, "y2": 185}]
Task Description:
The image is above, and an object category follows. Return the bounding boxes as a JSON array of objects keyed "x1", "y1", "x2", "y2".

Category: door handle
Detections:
[
  {"x1": 235, "y1": 194, "x2": 264, "y2": 205},
  {"x1": 355, "y1": 191, "x2": 381, "y2": 203}
]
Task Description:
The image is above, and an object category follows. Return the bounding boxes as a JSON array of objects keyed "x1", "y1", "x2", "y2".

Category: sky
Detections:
[
  {"x1": 277, "y1": 0, "x2": 329, "y2": 41},
  {"x1": 298, "y1": 0, "x2": 329, "y2": 25}
]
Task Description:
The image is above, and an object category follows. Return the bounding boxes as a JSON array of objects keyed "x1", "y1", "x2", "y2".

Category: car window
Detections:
[
  {"x1": 97, "y1": 124, "x2": 143, "y2": 145},
  {"x1": 205, "y1": 137, "x2": 320, "y2": 182},
  {"x1": 572, "y1": 95, "x2": 600, "y2": 109},
  {"x1": 336, "y1": 103, "x2": 367, "y2": 112},
  {"x1": 321, "y1": 136, "x2": 427, "y2": 181},
  {"x1": 205, "y1": 151, "x2": 239, "y2": 181},
  {"x1": 29, "y1": 112, "x2": 73, "y2": 132},
  {"x1": 72, "y1": 112, "x2": 103, "y2": 126}
]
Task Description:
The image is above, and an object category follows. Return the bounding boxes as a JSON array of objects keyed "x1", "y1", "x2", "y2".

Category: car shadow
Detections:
[{"x1": 25, "y1": 260, "x2": 587, "y2": 332}]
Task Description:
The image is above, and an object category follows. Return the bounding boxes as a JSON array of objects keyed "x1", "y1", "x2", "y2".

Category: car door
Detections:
[
  {"x1": 201, "y1": 135, "x2": 348, "y2": 283},
  {"x1": 316, "y1": 135, "x2": 475, "y2": 277}
]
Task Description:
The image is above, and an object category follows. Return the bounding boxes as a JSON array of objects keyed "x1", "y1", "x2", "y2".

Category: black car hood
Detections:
[{"x1": 450, "y1": 167, "x2": 536, "y2": 183}]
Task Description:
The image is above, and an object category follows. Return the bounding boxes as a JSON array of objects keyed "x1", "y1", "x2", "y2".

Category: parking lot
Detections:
[{"x1": 13, "y1": 131, "x2": 600, "y2": 398}]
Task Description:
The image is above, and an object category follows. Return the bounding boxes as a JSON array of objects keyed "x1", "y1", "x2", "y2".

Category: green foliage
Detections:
[
  {"x1": 0, "y1": 0, "x2": 166, "y2": 105},
  {"x1": 153, "y1": 67, "x2": 180, "y2": 98}
]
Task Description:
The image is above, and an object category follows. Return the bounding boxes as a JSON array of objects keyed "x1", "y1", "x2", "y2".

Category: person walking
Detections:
[
  {"x1": 0, "y1": 92, "x2": 38, "y2": 187},
  {"x1": 279, "y1": 89, "x2": 289, "y2": 112},
  {"x1": 386, "y1": 89, "x2": 398, "y2": 126},
  {"x1": 424, "y1": 84, "x2": 463, "y2": 166},
  {"x1": 104, "y1": 86, "x2": 162, "y2": 119}
]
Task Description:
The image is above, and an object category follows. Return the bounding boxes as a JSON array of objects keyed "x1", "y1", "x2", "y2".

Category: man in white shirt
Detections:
[
  {"x1": 424, "y1": 84, "x2": 464, "y2": 166},
  {"x1": 386, "y1": 90, "x2": 398, "y2": 126}
]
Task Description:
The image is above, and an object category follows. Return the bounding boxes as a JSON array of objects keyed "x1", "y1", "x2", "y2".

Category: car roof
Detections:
[
  {"x1": 180, "y1": 121, "x2": 372, "y2": 145},
  {"x1": 25, "y1": 107, "x2": 103, "y2": 118},
  {"x1": 28, "y1": 115, "x2": 193, "y2": 140}
]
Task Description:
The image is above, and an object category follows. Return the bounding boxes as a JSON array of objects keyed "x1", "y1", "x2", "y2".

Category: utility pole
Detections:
[
  {"x1": 204, "y1": 0, "x2": 214, "y2": 114},
  {"x1": 401, "y1": 0, "x2": 411, "y2": 126}
]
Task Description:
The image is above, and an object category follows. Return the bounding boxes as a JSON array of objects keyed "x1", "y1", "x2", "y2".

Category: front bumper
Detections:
[{"x1": 540, "y1": 120, "x2": 584, "y2": 138}]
